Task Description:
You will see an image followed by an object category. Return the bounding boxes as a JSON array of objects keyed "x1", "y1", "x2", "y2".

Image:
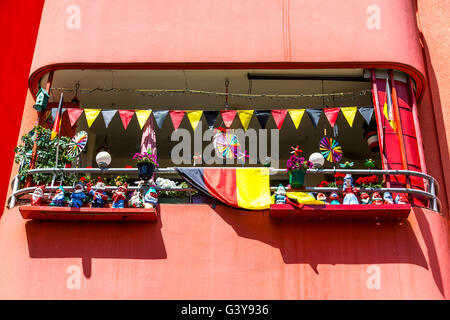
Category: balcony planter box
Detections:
[
  {"x1": 288, "y1": 169, "x2": 306, "y2": 188},
  {"x1": 137, "y1": 162, "x2": 155, "y2": 180},
  {"x1": 158, "y1": 197, "x2": 190, "y2": 204}
]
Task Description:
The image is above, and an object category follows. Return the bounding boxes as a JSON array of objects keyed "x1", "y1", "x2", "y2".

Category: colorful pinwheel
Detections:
[
  {"x1": 213, "y1": 131, "x2": 241, "y2": 159},
  {"x1": 319, "y1": 137, "x2": 342, "y2": 163},
  {"x1": 68, "y1": 131, "x2": 88, "y2": 158},
  {"x1": 290, "y1": 145, "x2": 303, "y2": 156}
]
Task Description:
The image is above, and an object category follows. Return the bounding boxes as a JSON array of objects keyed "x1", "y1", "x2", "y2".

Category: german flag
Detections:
[
  {"x1": 177, "y1": 167, "x2": 271, "y2": 210},
  {"x1": 51, "y1": 93, "x2": 63, "y2": 140}
]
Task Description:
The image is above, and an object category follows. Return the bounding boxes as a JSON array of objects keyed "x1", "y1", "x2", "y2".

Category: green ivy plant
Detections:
[{"x1": 14, "y1": 125, "x2": 76, "y2": 186}]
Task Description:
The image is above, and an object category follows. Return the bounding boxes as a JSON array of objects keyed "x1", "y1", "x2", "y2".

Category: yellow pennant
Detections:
[
  {"x1": 340, "y1": 107, "x2": 357, "y2": 127},
  {"x1": 186, "y1": 111, "x2": 203, "y2": 131},
  {"x1": 288, "y1": 109, "x2": 305, "y2": 129},
  {"x1": 135, "y1": 109, "x2": 152, "y2": 129},
  {"x1": 237, "y1": 110, "x2": 254, "y2": 131},
  {"x1": 85, "y1": 109, "x2": 101, "y2": 128}
]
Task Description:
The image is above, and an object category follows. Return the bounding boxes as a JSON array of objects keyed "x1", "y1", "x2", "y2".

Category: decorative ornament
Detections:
[
  {"x1": 329, "y1": 192, "x2": 340, "y2": 205},
  {"x1": 274, "y1": 184, "x2": 287, "y2": 204},
  {"x1": 309, "y1": 152, "x2": 325, "y2": 169},
  {"x1": 371, "y1": 192, "x2": 383, "y2": 205},
  {"x1": 319, "y1": 137, "x2": 342, "y2": 163},
  {"x1": 395, "y1": 194, "x2": 408, "y2": 204},
  {"x1": 383, "y1": 192, "x2": 394, "y2": 204},
  {"x1": 342, "y1": 174, "x2": 359, "y2": 204},
  {"x1": 49, "y1": 186, "x2": 65, "y2": 207},
  {"x1": 364, "y1": 159, "x2": 375, "y2": 169},
  {"x1": 143, "y1": 185, "x2": 159, "y2": 208},
  {"x1": 68, "y1": 131, "x2": 88, "y2": 158},
  {"x1": 87, "y1": 177, "x2": 108, "y2": 208},
  {"x1": 316, "y1": 193, "x2": 328, "y2": 204},
  {"x1": 193, "y1": 153, "x2": 202, "y2": 166},
  {"x1": 112, "y1": 183, "x2": 128, "y2": 208},
  {"x1": 96, "y1": 151, "x2": 112, "y2": 168},
  {"x1": 31, "y1": 186, "x2": 45, "y2": 206},
  {"x1": 360, "y1": 192, "x2": 371, "y2": 204},
  {"x1": 213, "y1": 130, "x2": 241, "y2": 159},
  {"x1": 290, "y1": 145, "x2": 302, "y2": 156},
  {"x1": 339, "y1": 161, "x2": 354, "y2": 169},
  {"x1": 69, "y1": 182, "x2": 87, "y2": 208}
]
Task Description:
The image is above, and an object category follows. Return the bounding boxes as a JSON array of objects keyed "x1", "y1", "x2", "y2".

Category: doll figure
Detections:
[
  {"x1": 143, "y1": 186, "x2": 158, "y2": 208},
  {"x1": 342, "y1": 174, "x2": 360, "y2": 204},
  {"x1": 87, "y1": 177, "x2": 108, "y2": 208},
  {"x1": 129, "y1": 190, "x2": 144, "y2": 208},
  {"x1": 50, "y1": 186, "x2": 65, "y2": 206},
  {"x1": 371, "y1": 192, "x2": 383, "y2": 205},
  {"x1": 329, "y1": 192, "x2": 340, "y2": 205},
  {"x1": 395, "y1": 194, "x2": 408, "y2": 204},
  {"x1": 383, "y1": 192, "x2": 394, "y2": 204},
  {"x1": 112, "y1": 183, "x2": 128, "y2": 208},
  {"x1": 360, "y1": 192, "x2": 371, "y2": 204},
  {"x1": 69, "y1": 182, "x2": 87, "y2": 208},
  {"x1": 31, "y1": 186, "x2": 45, "y2": 206},
  {"x1": 316, "y1": 192, "x2": 328, "y2": 204},
  {"x1": 274, "y1": 184, "x2": 287, "y2": 204}
]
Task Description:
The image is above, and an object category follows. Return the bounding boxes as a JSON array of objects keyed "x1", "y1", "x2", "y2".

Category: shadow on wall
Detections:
[{"x1": 25, "y1": 215, "x2": 166, "y2": 278}]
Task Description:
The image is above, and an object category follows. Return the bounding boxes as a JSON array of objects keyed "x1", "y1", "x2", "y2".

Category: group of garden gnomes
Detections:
[{"x1": 30, "y1": 176, "x2": 159, "y2": 209}]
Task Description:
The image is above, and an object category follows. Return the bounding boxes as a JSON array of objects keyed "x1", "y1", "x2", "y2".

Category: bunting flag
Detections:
[
  {"x1": 85, "y1": 109, "x2": 101, "y2": 128},
  {"x1": 340, "y1": 107, "x2": 358, "y2": 127},
  {"x1": 255, "y1": 110, "x2": 271, "y2": 129},
  {"x1": 118, "y1": 110, "x2": 135, "y2": 130},
  {"x1": 67, "y1": 108, "x2": 83, "y2": 127},
  {"x1": 50, "y1": 94, "x2": 64, "y2": 140},
  {"x1": 323, "y1": 108, "x2": 340, "y2": 127},
  {"x1": 153, "y1": 110, "x2": 169, "y2": 129},
  {"x1": 135, "y1": 109, "x2": 152, "y2": 129},
  {"x1": 237, "y1": 110, "x2": 254, "y2": 131},
  {"x1": 177, "y1": 167, "x2": 271, "y2": 210},
  {"x1": 51, "y1": 107, "x2": 67, "y2": 121},
  {"x1": 203, "y1": 111, "x2": 220, "y2": 129},
  {"x1": 383, "y1": 79, "x2": 396, "y2": 130},
  {"x1": 288, "y1": 109, "x2": 305, "y2": 129},
  {"x1": 101, "y1": 110, "x2": 117, "y2": 128},
  {"x1": 221, "y1": 110, "x2": 236, "y2": 128},
  {"x1": 186, "y1": 110, "x2": 203, "y2": 131},
  {"x1": 271, "y1": 109, "x2": 288, "y2": 130},
  {"x1": 358, "y1": 106, "x2": 374, "y2": 125},
  {"x1": 169, "y1": 110, "x2": 185, "y2": 130},
  {"x1": 306, "y1": 109, "x2": 322, "y2": 128}
]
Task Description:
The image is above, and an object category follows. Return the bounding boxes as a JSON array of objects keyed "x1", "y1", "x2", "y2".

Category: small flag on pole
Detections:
[{"x1": 51, "y1": 93, "x2": 64, "y2": 140}]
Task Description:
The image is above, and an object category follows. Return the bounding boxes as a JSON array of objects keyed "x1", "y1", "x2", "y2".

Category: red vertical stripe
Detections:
[{"x1": 203, "y1": 168, "x2": 238, "y2": 207}]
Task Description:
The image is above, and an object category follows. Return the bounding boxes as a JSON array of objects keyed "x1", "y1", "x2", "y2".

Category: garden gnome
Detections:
[
  {"x1": 274, "y1": 184, "x2": 287, "y2": 204},
  {"x1": 329, "y1": 192, "x2": 340, "y2": 205},
  {"x1": 112, "y1": 183, "x2": 128, "y2": 208},
  {"x1": 69, "y1": 182, "x2": 87, "y2": 208},
  {"x1": 129, "y1": 189, "x2": 144, "y2": 208},
  {"x1": 360, "y1": 192, "x2": 371, "y2": 204},
  {"x1": 31, "y1": 185, "x2": 45, "y2": 206},
  {"x1": 395, "y1": 193, "x2": 408, "y2": 204},
  {"x1": 343, "y1": 174, "x2": 360, "y2": 204},
  {"x1": 316, "y1": 192, "x2": 328, "y2": 204},
  {"x1": 143, "y1": 185, "x2": 158, "y2": 208},
  {"x1": 383, "y1": 192, "x2": 394, "y2": 204},
  {"x1": 50, "y1": 185, "x2": 65, "y2": 206},
  {"x1": 87, "y1": 177, "x2": 108, "y2": 208},
  {"x1": 371, "y1": 192, "x2": 383, "y2": 205}
]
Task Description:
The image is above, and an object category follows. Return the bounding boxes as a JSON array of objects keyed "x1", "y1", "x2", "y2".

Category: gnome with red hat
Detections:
[
  {"x1": 31, "y1": 185, "x2": 45, "y2": 206},
  {"x1": 112, "y1": 183, "x2": 128, "y2": 208},
  {"x1": 87, "y1": 177, "x2": 108, "y2": 208}
]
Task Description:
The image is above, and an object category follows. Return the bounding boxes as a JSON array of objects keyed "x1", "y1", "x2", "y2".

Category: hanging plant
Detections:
[{"x1": 133, "y1": 147, "x2": 158, "y2": 180}]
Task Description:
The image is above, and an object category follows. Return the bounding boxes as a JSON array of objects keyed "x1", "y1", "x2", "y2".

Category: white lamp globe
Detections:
[
  {"x1": 96, "y1": 151, "x2": 112, "y2": 168},
  {"x1": 309, "y1": 152, "x2": 325, "y2": 169}
]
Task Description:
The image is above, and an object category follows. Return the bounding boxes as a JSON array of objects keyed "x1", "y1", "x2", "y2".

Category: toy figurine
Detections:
[
  {"x1": 87, "y1": 177, "x2": 108, "y2": 208},
  {"x1": 395, "y1": 194, "x2": 408, "y2": 204},
  {"x1": 69, "y1": 182, "x2": 87, "y2": 208},
  {"x1": 342, "y1": 174, "x2": 360, "y2": 204},
  {"x1": 371, "y1": 192, "x2": 383, "y2": 205},
  {"x1": 143, "y1": 185, "x2": 158, "y2": 208},
  {"x1": 360, "y1": 192, "x2": 371, "y2": 204},
  {"x1": 329, "y1": 192, "x2": 340, "y2": 205},
  {"x1": 383, "y1": 192, "x2": 394, "y2": 204},
  {"x1": 274, "y1": 184, "x2": 287, "y2": 204},
  {"x1": 129, "y1": 189, "x2": 144, "y2": 208},
  {"x1": 112, "y1": 183, "x2": 128, "y2": 208},
  {"x1": 31, "y1": 186, "x2": 45, "y2": 206},
  {"x1": 49, "y1": 186, "x2": 65, "y2": 206},
  {"x1": 316, "y1": 192, "x2": 328, "y2": 204}
]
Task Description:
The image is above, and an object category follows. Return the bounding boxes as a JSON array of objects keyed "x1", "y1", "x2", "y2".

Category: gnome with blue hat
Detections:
[
  {"x1": 274, "y1": 184, "x2": 287, "y2": 204},
  {"x1": 343, "y1": 174, "x2": 360, "y2": 204},
  {"x1": 69, "y1": 181, "x2": 87, "y2": 208},
  {"x1": 50, "y1": 185, "x2": 66, "y2": 206}
]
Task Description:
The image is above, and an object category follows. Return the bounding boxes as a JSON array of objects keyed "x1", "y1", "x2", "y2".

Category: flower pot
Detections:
[
  {"x1": 289, "y1": 169, "x2": 306, "y2": 188},
  {"x1": 137, "y1": 162, "x2": 155, "y2": 180}
]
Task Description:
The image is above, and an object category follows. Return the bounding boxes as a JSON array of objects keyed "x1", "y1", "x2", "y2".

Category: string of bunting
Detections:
[{"x1": 53, "y1": 106, "x2": 374, "y2": 131}]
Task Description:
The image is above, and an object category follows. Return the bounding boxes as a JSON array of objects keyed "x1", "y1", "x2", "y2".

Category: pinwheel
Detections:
[
  {"x1": 68, "y1": 131, "x2": 88, "y2": 158},
  {"x1": 319, "y1": 137, "x2": 342, "y2": 163},
  {"x1": 213, "y1": 131, "x2": 241, "y2": 159},
  {"x1": 290, "y1": 145, "x2": 303, "y2": 156}
]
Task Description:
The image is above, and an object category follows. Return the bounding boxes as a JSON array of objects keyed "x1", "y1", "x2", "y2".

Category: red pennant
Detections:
[
  {"x1": 169, "y1": 110, "x2": 185, "y2": 130},
  {"x1": 271, "y1": 109, "x2": 288, "y2": 129},
  {"x1": 67, "y1": 108, "x2": 83, "y2": 127},
  {"x1": 118, "y1": 110, "x2": 135, "y2": 130},
  {"x1": 220, "y1": 110, "x2": 236, "y2": 128},
  {"x1": 324, "y1": 108, "x2": 340, "y2": 127}
]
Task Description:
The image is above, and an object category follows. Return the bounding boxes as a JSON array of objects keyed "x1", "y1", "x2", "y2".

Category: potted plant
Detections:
[
  {"x1": 133, "y1": 147, "x2": 158, "y2": 180},
  {"x1": 286, "y1": 146, "x2": 313, "y2": 188}
]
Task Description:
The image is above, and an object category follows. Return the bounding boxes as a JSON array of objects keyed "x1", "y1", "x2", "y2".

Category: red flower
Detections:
[
  {"x1": 125, "y1": 165, "x2": 133, "y2": 168},
  {"x1": 317, "y1": 181, "x2": 329, "y2": 187},
  {"x1": 80, "y1": 177, "x2": 86, "y2": 181},
  {"x1": 333, "y1": 172, "x2": 346, "y2": 180},
  {"x1": 336, "y1": 180, "x2": 343, "y2": 186},
  {"x1": 65, "y1": 164, "x2": 72, "y2": 168},
  {"x1": 86, "y1": 166, "x2": 93, "y2": 168}
]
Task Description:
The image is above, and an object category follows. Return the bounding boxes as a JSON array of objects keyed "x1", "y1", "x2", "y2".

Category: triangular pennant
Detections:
[
  {"x1": 306, "y1": 109, "x2": 322, "y2": 128},
  {"x1": 67, "y1": 108, "x2": 84, "y2": 127},
  {"x1": 340, "y1": 107, "x2": 358, "y2": 127},
  {"x1": 203, "y1": 111, "x2": 219, "y2": 129},
  {"x1": 255, "y1": 110, "x2": 271, "y2": 129},
  {"x1": 169, "y1": 110, "x2": 185, "y2": 130},
  {"x1": 118, "y1": 110, "x2": 135, "y2": 130},
  {"x1": 323, "y1": 108, "x2": 340, "y2": 128},
  {"x1": 153, "y1": 110, "x2": 169, "y2": 129},
  {"x1": 101, "y1": 110, "x2": 117, "y2": 128},
  {"x1": 85, "y1": 109, "x2": 101, "y2": 128},
  {"x1": 358, "y1": 106, "x2": 374, "y2": 125},
  {"x1": 221, "y1": 110, "x2": 236, "y2": 128},
  {"x1": 135, "y1": 109, "x2": 152, "y2": 129},
  {"x1": 237, "y1": 110, "x2": 254, "y2": 131},
  {"x1": 288, "y1": 109, "x2": 305, "y2": 129},
  {"x1": 51, "y1": 108, "x2": 58, "y2": 121},
  {"x1": 383, "y1": 79, "x2": 396, "y2": 130},
  {"x1": 186, "y1": 110, "x2": 203, "y2": 131},
  {"x1": 271, "y1": 109, "x2": 288, "y2": 130}
]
